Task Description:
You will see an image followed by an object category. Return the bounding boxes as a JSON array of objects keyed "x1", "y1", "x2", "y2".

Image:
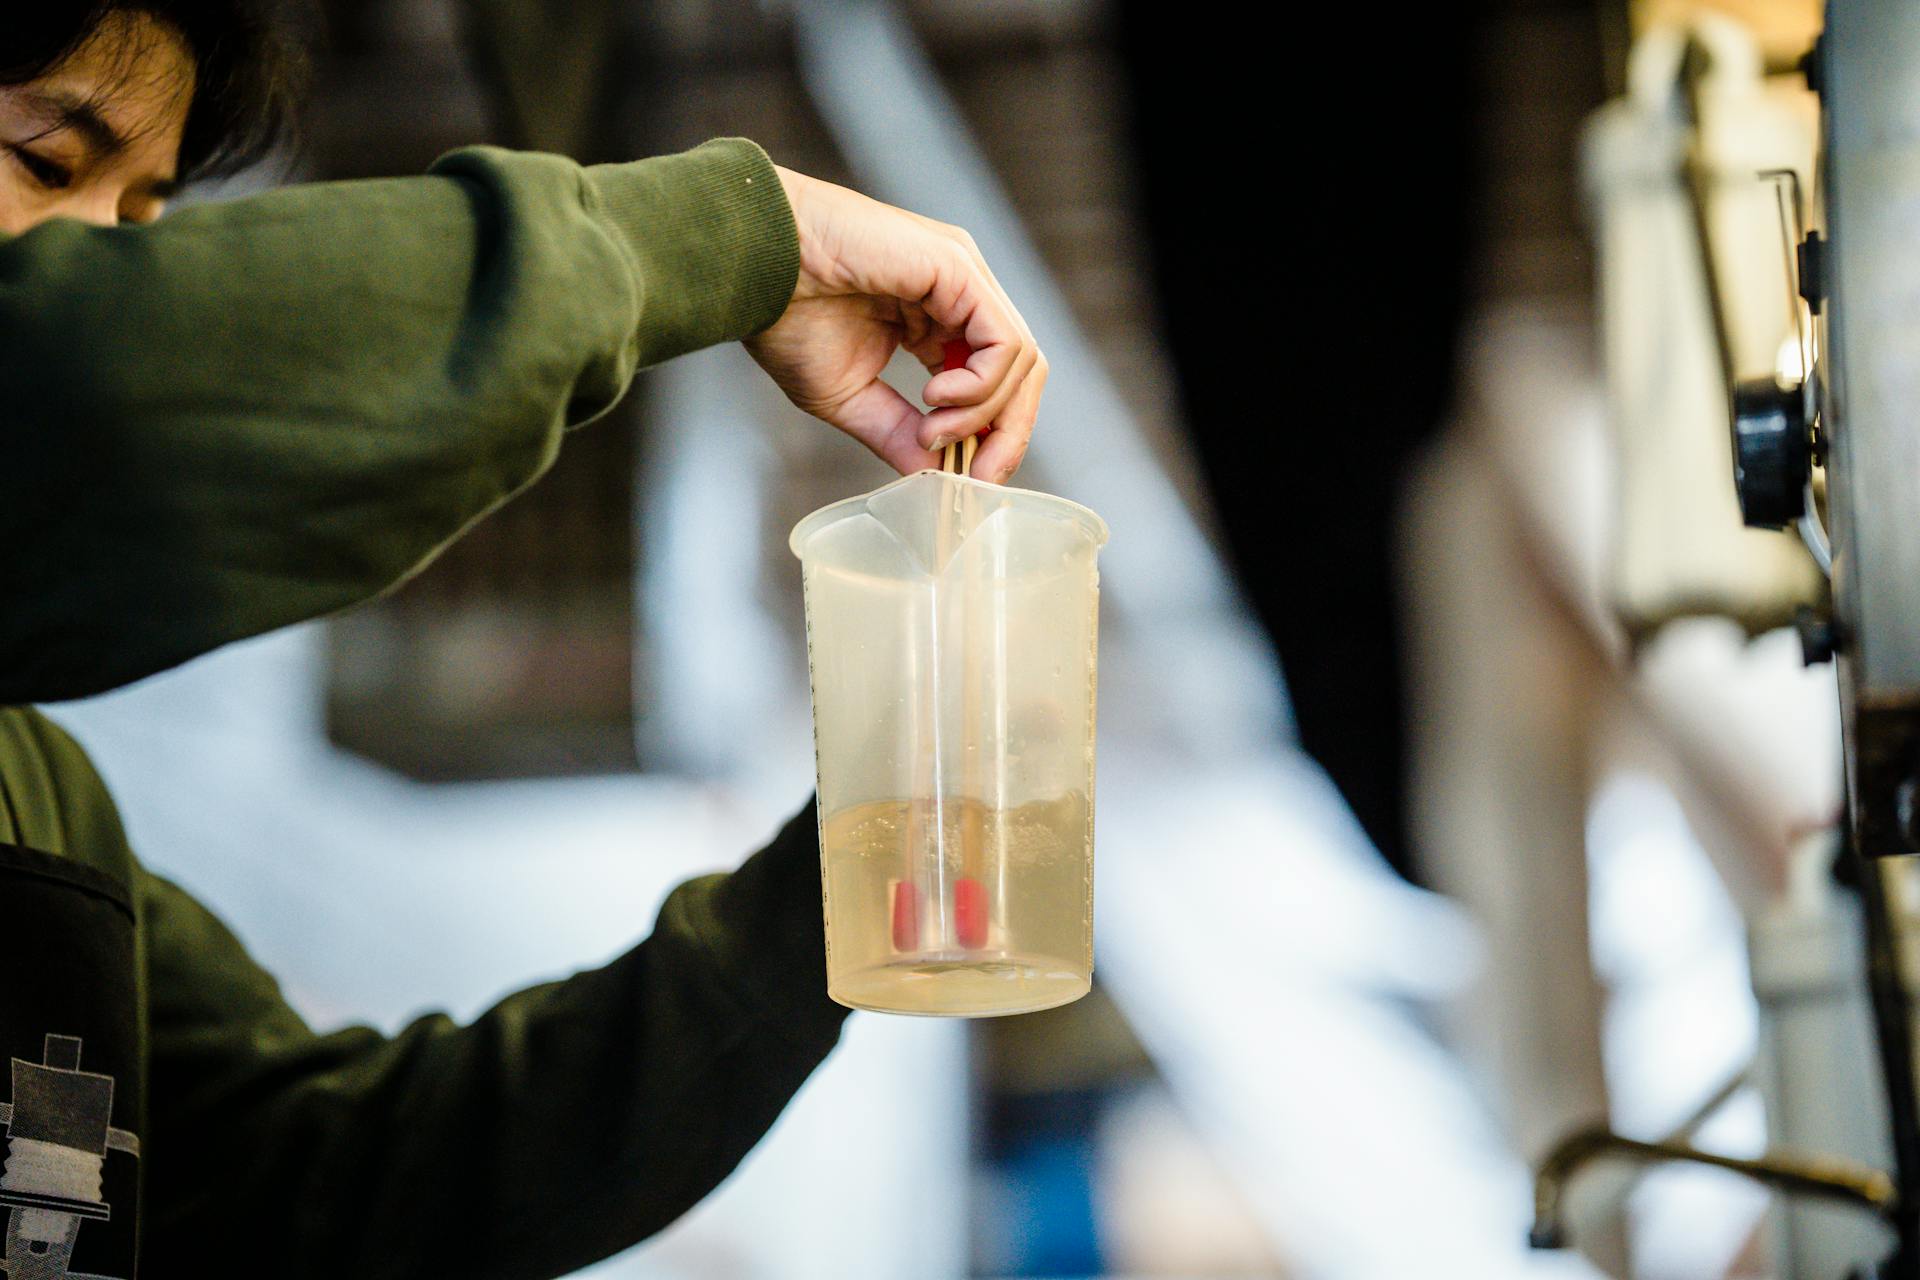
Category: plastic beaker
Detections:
[{"x1": 790, "y1": 470, "x2": 1108, "y2": 1017}]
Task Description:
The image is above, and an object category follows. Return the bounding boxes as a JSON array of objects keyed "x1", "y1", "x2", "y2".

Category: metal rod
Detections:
[
  {"x1": 1530, "y1": 1124, "x2": 1897, "y2": 1252},
  {"x1": 1560, "y1": 1064, "x2": 1752, "y2": 1244}
]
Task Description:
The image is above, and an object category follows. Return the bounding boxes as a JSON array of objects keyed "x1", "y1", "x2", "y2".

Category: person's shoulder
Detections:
[
  {"x1": 3, "y1": 704, "x2": 100, "y2": 772},
  {"x1": 0, "y1": 707, "x2": 131, "y2": 864}
]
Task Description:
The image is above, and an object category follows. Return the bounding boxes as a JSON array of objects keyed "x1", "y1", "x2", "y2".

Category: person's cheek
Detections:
[
  {"x1": 0, "y1": 172, "x2": 35, "y2": 235},
  {"x1": 0, "y1": 173, "x2": 79, "y2": 235}
]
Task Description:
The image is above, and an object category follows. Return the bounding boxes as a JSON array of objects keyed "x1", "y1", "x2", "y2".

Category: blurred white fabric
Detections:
[{"x1": 1095, "y1": 747, "x2": 1600, "y2": 1280}]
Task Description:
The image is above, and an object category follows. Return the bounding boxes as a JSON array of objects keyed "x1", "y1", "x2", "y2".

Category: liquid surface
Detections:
[{"x1": 821, "y1": 794, "x2": 1092, "y2": 1017}]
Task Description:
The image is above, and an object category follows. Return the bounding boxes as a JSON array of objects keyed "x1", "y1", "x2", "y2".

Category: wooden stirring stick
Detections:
[
  {"x1": 889, "y1": 341, "x2": 992, "y2": 961},
  {"x1": 938, "y1": 341, "x2": 990, "y2": 951},
  {"x1": 939, "y1": 339, "x2": 975, "y2": 477}
]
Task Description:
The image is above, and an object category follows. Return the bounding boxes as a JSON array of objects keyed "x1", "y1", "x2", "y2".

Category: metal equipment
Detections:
[
  {"x1": 1535, "y1": 5, "x2": 1920, "y2": 1275},
  {"x1": 0, "y1": 1035, "x2": 138, "y2": 1280}
]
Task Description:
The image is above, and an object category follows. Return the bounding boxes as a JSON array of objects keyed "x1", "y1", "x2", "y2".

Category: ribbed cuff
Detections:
[
  {"x1": 584, "y1": 138, "x2": 799, "y2": 365},
  {"x1": 685, "y1": 798, "x2": 849, "y2": 1051}
]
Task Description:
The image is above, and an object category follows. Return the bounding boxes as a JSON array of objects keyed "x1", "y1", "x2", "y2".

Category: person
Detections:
[{"x1": 0, "y1": 4, "x2": 1047, "y2": 1277}]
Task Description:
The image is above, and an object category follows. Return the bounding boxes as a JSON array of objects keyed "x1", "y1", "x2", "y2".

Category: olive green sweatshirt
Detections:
[{"x1": 0, "y1": 139, "x2": 847, "y2": 1280}]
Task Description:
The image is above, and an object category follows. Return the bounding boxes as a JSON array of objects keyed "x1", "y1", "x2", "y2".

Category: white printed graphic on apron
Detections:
[{"x1": 0, "y1": 1036, "x2": 138, "y2": 1280}]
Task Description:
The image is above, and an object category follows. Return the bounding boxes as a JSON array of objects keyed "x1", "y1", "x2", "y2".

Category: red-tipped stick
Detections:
[
  {"x1": 891, "y1": 879, "x2": 920, "y2": 953},
  {"x1": 954, "y1": 875, "x2": 988, "y2": 950},
  {"x1": 942, "y1": 337, "x2": 990, "y2": 951},
  {"x1": 944, "y1": 339, "x2": 990, "y2": 951}
]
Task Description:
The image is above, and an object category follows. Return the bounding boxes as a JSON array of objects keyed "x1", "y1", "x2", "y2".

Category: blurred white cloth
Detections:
[{"x1": 1095, "y1": 744, "x2": 1602, "y2": 1280}]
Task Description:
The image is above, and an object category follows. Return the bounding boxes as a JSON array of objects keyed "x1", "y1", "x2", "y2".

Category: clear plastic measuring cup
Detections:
[{"x1": 790, "y1": 470, "x2": 1109, "y2": 1016}]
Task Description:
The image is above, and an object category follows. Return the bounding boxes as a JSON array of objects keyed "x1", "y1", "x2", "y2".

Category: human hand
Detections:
[{"x1": 743, "y1": 166, "x2": 1046, "y2": 482}]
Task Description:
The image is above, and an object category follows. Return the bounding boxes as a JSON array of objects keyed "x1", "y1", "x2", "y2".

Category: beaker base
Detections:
[{"x1": 829, "y1": 956, "x2": 1090, "y2": 1018}]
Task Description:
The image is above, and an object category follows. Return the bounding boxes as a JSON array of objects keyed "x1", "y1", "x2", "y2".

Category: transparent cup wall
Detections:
[{"x1": 791, "y1": 471, "x2": 1107, "y2": 1016}]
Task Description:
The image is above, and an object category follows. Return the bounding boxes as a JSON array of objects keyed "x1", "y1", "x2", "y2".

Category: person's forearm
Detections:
[
  {"x1": 0, "y1": 139, "x2": 796, "y2": 704},
  {"x1": 143, "y1": 802, "x2": 845, "y2": 1279}
]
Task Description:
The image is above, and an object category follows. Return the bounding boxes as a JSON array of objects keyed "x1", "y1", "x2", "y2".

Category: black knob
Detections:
[
  {"x1": 1731, "y1": 378, "x2": 1811, "y2": 529},
  {"x1": 1800, "y1": 35, "x2": 1824, "y2": 98},
  {"x1": 1795, "y1": 604, "x2": 1837, "y2": 665}
]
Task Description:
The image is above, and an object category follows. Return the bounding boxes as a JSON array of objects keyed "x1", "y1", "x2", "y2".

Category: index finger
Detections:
[
  {"x1": 969, "y1": 349, "x2": 1046, "y2": 482},
  {"x1": 915, "y1": 259, "x2": 1032, "y2": 445}
]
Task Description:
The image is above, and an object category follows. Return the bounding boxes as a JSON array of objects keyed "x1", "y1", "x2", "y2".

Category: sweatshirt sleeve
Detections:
[
  {"x1": 0, "y1": 139, "x2": 798, "y2": 704},
  {"x1": 139, "y1": 800, "x2": 847, "y2": 1280}
]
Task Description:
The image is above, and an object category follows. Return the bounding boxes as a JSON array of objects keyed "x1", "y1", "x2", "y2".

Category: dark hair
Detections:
[{"x1": 0, "y1": 2, "x2": 311, "y2": 180}]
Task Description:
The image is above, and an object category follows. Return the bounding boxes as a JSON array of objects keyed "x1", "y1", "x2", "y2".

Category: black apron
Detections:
[{"x1": 0, "y1": 844, "x2": 141, "y2": 1280}]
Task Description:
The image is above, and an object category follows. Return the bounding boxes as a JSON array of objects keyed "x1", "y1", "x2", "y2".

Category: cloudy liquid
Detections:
[{"x1": 821, "y1": 793, "x2": 1092, "y2": 1017}]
